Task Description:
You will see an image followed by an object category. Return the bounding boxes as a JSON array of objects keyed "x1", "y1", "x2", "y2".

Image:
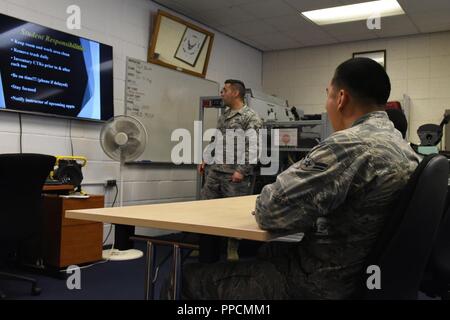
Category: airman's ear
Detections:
[{"x1": 337, "y1": 89, "x2": 349, "y2": 112}]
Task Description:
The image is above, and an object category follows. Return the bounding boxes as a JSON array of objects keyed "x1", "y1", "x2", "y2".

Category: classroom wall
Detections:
[
  {"x1": 263, "y1": 31, "x2": 450, "y2": 144},
  {"x1": 0, "y1": 0, "x2": 262, "y2": 240}
]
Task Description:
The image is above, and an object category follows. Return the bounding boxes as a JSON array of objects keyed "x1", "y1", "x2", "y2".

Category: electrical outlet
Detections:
[{"x1": 106, "y1": 180, "x2": 117, "y2": 187}]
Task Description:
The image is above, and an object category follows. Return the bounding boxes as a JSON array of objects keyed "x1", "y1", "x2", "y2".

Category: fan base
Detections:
[{"x1": 102, "y1": 249, "x2": 144, "y2": 261}]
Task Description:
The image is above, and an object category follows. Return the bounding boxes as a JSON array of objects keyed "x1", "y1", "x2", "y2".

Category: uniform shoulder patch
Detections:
[{"x1": 299, "y1": 157, "x2": 329, "y2": 172}]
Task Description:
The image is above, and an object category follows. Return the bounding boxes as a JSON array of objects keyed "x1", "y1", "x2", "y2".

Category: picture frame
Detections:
[
  {"x1": 174, "y1": 27, "x2": 207, "y2": 67},
  {"x1": 353, "y1": 50, "x2": 386, "y2": 70},
  {"x1": 148, "y1": 10, "x2": 214, "y2": 78}
]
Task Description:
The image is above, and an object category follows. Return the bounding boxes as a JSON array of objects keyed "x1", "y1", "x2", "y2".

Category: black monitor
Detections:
[{"x1": 0, "y1": 13, "x2": 113, "y2": 122}]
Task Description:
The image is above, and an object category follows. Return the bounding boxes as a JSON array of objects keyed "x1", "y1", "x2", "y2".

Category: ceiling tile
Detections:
[
  {"x1": 237, "y1": 0, "x2": 294, "y2": 19},
  {"x1": 408, "y1": 12, "x2": 450, "y2": 33},
  {"x1": 194, "y1": 7, "x2": 249, "y2": 26},
  {"x1": 283, "y1": 0, "x2": 345, "y2": 12},
  {"x1": 171, "y1": 0, "x2": 230, "y2": 11},
  {"x1": 263, "y1": 13, "x2": 311, "y2": 31},
  {"x1": 227, "y1": 20, "x2": 279, "y2": 37},
  {"x1": 218, "y1": 25, "x2": 247, "y2": 40},
  {"x1": 250, "y1": 32, "x2": 302, "y2": 50},
  {"x1": 212, "y1": 27, "x2": 265, "y2": 51},
  {"x1": 335, "y1": 32, "x2": 380, "y2": 43},
  {"x1": 264, "y1": 14, "x2": 336, "y2": 42},
  {"x1": 288, "y1": 31, "x2": 338, "y2": 47},
  {"x1": 239, "y1": 36, "x2": 271, "y2": 51},
  {"x1": 375, "y1": 15, "x2": 419, "y2": 37},
  {"x1": 321, "y1": 19, "x2": 377, "y2": 36},
  {"x1": 227, "y1": 0, "x2": 260, "y2": 6},
  {"x1": 153, "y1": 0, "x2": 200, "y2": 18},
  {"x1": 322, "y1": 20, "x2": 380, "y2": 42},
  {"x1": 338, "y1": 0, "x2": 378, "y2": 4},
  {"x1": 398, "y1": 0, "x2": 450, "y2": 14}
]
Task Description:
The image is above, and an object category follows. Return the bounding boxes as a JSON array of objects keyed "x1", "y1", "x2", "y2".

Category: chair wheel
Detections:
[{"x1": 31, "y1": 286, "x2": 42, "y2": 296}]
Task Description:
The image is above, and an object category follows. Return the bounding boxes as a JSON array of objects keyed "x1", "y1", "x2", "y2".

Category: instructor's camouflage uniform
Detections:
[
  {"x1": 183, "y1": 111, "x2": 421, "y2": 299},
  {"x1": 198, "y1": 104, "x2": 262, "y2": 263},
  {"x1": 201, "y1": 104, "x2": 263, "y2": 200}
]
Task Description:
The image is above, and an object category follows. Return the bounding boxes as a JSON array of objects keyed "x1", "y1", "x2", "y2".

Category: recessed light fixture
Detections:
[{"x1": 301, "y1": 0, "x2": 405, "y2": 26}]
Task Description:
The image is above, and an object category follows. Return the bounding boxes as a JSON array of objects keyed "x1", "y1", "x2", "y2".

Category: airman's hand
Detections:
[
  {"x1": 231, "y1": 171, "x2": 244, "y2": 183},
  {"x1": 198, "y1": 162, "x2": 206, "y2": 175}
]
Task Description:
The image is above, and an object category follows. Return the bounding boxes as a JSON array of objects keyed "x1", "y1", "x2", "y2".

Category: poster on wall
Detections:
[{"x1": 353, "y1": 50, "x2": 386, "y2": 70}]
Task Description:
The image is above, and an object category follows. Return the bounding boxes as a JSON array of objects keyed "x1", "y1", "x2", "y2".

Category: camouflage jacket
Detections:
[
  {"x1": 254, "y1": 111, "x2": 421, "y2": 299},
  {"x1": 209, "y1": 105, "x2": 262, "y2": 176}
]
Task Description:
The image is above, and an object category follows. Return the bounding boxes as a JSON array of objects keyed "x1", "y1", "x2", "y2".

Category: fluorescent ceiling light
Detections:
[{"x1": 301, "y1": 0, "x2": 405, "y2": 26}]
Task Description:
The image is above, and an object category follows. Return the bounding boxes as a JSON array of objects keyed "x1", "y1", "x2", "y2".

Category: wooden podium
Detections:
[{"x1": 42, "y1": 194, "x2": 104, "y2": 268}]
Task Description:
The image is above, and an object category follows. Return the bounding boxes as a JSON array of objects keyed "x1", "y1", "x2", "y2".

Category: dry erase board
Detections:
[{"x1": 125, "y1": 57, "x2": 219, "y2": 163}]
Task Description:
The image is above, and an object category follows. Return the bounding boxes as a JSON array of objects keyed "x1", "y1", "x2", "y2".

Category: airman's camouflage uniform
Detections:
[{"x1": 183, "y1": 111, "x2": 421, "y2": 299}]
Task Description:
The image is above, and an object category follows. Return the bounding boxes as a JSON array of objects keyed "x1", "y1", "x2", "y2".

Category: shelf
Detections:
[
  {"x1": 43, "y1": 184, "x2": 74, "y2": 192},
  {"x1": 277, "y1": 147, "x2": 311, "y2": 152},
  {"x1": 265, "y1": 120, "x2": 323, "y2": 127}
]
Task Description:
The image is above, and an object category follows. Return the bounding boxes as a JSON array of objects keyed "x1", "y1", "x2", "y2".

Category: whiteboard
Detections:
[{"x1": 125, "y1": 57, "x2": 219, "y2": 163}]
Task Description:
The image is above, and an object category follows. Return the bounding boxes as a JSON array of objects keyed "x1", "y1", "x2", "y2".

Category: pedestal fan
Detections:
[{"x1": 100, "y1": 115, "x2": 147, "y2": 261}]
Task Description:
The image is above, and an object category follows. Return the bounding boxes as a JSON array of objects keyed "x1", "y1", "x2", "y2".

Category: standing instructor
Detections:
[{"x1": 198, "y1": 79, "x2": 262, "y2": 262}]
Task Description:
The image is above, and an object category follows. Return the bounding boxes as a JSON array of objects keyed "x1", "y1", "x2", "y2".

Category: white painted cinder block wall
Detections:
[
  {"x1": 0, "y1": 0, "x2": 262, "y2": 240},
  {"x1": 263, "y1": 31, "x2": 450, "y2": 144}
]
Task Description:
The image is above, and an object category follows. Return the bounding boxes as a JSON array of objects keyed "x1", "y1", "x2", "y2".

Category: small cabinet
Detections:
[{"x1": 42, "y1": 195, "x2": 104, "y2": 268}]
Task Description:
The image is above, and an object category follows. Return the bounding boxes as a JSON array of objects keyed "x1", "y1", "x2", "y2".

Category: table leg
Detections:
[
  {"x1": 172, "y1": 244, "x2": 181, "y2": 300},
  {"x1": 144, "y1": 241, "x2": 155, "y2": 300}
]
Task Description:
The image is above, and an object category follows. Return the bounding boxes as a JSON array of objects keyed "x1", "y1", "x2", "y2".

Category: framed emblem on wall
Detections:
[{"x1": 148, "y1": 10, "x2": 214, "y2": 78}]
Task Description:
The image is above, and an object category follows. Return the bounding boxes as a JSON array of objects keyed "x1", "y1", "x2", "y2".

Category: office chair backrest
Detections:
[
  {"x1": 0, "y1": 154, "x2": 55, "y2": 243},
  {"x1": 426, "y1": 201, "x2": 450, "y2": 285},
  {"x1": 362, "y1": 154, "x2": 448, "y2": 299}
]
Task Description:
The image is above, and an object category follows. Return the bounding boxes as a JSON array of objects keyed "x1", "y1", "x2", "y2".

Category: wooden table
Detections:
[
  {"x1": 66, "y1": 195, "x2": 279, "y2": 241},
  {"x1": 66, "y1": 195, "x2": 282, "y2": 299}
]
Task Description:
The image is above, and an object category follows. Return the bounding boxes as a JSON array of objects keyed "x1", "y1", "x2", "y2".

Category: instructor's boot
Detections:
[{"x1": 227, "y1": 238, "x2": 239, "y2": 261}]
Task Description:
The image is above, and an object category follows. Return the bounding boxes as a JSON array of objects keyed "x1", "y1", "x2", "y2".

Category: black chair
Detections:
[
  {"x1": 420, "y1": 201, "x2": 450, "y2": 299},
  {"x1": 357, "y1": 154, "x2": 448, "y2": 299},
  {"x1": 0, "y1": 154, "x2": 55, "y2": 299}
]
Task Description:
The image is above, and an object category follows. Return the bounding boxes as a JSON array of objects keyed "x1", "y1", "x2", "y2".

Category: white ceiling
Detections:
[{"x1": 152, "y1": 0, "x2": 450, "y2": 51}]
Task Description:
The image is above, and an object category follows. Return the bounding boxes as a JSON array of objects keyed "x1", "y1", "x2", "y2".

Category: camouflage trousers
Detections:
[
  {"x1": 201, "y1": 168, "x2": 253, "y2": 200},
  {"x1": 199, "y1": 169, "x2": 254, "y2": 263},
  {"x1": 162, "y1": 240, "x2": 361, "y2": 299},
  {"x1": 180, "y1": 242, "x2": 314, "y2": 300}
]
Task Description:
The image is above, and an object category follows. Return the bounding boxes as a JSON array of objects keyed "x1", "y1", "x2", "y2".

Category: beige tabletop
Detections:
[{"x1": 66, "y1": 195, "x2": 283, "y2": 241}]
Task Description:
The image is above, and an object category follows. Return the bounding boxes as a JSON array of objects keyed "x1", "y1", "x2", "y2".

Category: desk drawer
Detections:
[
  {"x1": 59, "y1": 223, "x2": 103, "y2": 267},
  {"x1": 62, "y1": 196, "x2": 104, "y2": 226}
]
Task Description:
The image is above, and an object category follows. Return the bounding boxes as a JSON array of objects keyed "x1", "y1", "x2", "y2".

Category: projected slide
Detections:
[{"x1": 0, "y1": 13, "x2": 113, "y2": 121}]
